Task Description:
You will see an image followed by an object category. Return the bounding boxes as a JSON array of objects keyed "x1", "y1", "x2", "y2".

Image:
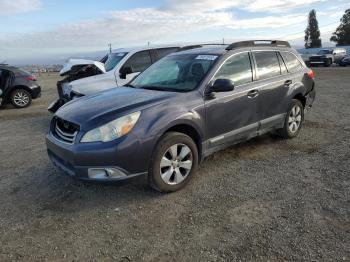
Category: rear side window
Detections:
[
  {"x1": 281, "y1": 52, "x2": 303, "y2": 73},
  {"x1": 253, "y1": 51, "x2": 281, "y2": 80},
  {"x1": 15, "y1": 69, "x2": 31, "y2": 77},
  {"x1": 155, "y1": 48, "x2": 179, "y2": 61},
  {"x1": 213, "y1": 52, "x2": 253, "y2": 86},
  {"x1": 277, "y1": 53, "x2": 288, "y2": 74},
  {"x1": 122, "y1": 50, "x2": 152, "y2": 73}
]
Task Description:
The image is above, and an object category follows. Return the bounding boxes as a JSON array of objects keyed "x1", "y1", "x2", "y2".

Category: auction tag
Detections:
[{"x1": 195, "y1": 55, "x2": 218, "y2": 61}]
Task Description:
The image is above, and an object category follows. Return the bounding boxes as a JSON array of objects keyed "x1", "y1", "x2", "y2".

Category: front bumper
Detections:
[{"x1": 46, "y1": 132, "x2": 149, "y2": 182}]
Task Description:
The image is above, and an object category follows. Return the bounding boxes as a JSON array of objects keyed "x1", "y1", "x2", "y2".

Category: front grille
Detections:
[
  {"x1": 310, "y1": 56, "x2": 322, "y2": 62},
  {"x1": 53, "y1": 117, "x2": 79, "y2": 144}
]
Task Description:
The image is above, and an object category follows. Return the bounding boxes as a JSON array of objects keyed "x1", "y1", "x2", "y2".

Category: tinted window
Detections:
[
  {"x1": 254, "y1": 51, "x2": 281, "y2": 80},
  {"x1": 122, "y1": 51, "x2": 152, "y2": 73},
  {"x1": 15, "y1": 68, "x2": 31, "y2": 76},
  {"x1": 213, "y1": 52, "x2": 252, "y2": 86},
  {"x1": 281, "y1": 52, "x2": 303, "y2": 73},
  {"x1": 155, "y1": 48, "x2": 179, "y2": 60}
]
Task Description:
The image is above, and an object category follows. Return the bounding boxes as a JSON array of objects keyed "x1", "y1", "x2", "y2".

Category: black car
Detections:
[
  {"x1": 0, "y1": 65, "x2": 41, "y2": 108},
  {"x1": 46, "y1": 40, "x2": 316, "y2": 192}
]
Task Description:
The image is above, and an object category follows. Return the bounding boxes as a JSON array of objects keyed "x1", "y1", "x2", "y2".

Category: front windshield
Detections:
[
  {"x1": 104, "y1": 52, "x2": 128, "y2": 72},
  {"x1": 130, "y1": 54, "x2": 218, "y2": 92},
  {"x1": 318, "y1": 50, "x2": 332, "y2": 55}
]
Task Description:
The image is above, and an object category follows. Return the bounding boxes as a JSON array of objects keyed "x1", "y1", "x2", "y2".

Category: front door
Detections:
[
  {"x1": 116, "y1": 50, "x2": 152, "y2": 86},
  {"x1": 205, "y1": 52, "x2": 259, "y2": 149}
]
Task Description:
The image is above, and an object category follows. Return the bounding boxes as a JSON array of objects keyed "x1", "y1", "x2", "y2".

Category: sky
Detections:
[{"x1": 0, "y1": 0, "x2": 348, "y2": 64}]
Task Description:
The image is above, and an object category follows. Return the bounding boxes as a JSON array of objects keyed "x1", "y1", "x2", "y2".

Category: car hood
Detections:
[
  {"x1": 70, "y1": 74, "x2": 117, "y2": 96},
  {"x1": 60, "y1": 59, "x2": 106, "y2": 76},
  {"x1": 311, "y1": 54, "x2": 329, "y2": 58},
  {"x1": 55, "y1": 87, "x2": 175, "y2": 130}
]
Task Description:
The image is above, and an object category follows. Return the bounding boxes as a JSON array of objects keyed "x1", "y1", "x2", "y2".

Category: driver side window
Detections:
[
  {"x1": 213, "y1": 52, "x2": 253, "y2": 86},
  {"x1": 121, "y1": 51, "x2": 152, "y2": 73}
]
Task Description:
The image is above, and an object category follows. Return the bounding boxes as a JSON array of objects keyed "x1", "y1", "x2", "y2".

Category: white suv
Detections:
[{"x1": 49, "y1": 46, "x2": 182, "y2": 112}]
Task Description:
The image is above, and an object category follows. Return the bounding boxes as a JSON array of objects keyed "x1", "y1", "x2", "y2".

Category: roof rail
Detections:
[
  {"x1": 178, "y1": 43, "x2": 227, "y2": 52},
  {"x1": 226, "y1": 40, "x2": 291, "y2": 50}
]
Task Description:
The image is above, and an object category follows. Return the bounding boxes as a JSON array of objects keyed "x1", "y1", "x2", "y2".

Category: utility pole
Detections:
[
  {"x1": 222, "y1": 38, "x2": 225, "y2": 45},
  {"x1": 109, "y1": 43, "x2": 112, "y2": 53},
  {"x1": 148, "y1": 41, "x2": 150, "y2": 47}
]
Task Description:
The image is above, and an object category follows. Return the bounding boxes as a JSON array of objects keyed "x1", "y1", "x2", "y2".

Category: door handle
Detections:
[
  {"x1": 284, "y1": 80, "x2": 293, "y2": 86},
  {"x1": 247, "y1": 90, "x2": 259, "y2": 98}
]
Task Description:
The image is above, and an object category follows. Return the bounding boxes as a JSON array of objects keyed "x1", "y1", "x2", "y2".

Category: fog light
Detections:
[{"x1": 88, "y1": 168, "x2": 127, "y2": 179}]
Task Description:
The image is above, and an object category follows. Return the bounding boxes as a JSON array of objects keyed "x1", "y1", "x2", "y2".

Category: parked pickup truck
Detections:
[{"x1": 309, "y1": 48, "x2": 347, "y2": 67}]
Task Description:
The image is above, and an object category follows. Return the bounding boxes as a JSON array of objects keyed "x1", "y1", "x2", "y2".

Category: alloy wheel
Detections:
[
  {"x1": 288, "y1": 105, "x2": 302, "y2": 133},
  {"x1": 160, "y1": 143, "x2": 193, "y2": 185},
  {"x1": 13, "y1": 91, "x2": 30, "y2": 107}
]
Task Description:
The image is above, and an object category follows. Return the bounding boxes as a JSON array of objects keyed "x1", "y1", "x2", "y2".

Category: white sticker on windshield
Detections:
[
  {"x1": 116, "y1": 53, "x2": 126, "y2": 56},
  {"x1": 195, "y1": 55, "x2": 218, "y2": 61}
]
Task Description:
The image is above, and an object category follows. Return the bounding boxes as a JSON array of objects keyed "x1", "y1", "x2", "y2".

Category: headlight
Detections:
[{"x1": 81, "y1": 111, "x2": 141, "y2": 143}]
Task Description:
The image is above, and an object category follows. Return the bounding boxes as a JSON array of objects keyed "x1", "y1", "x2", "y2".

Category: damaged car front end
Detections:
[{"x1": 48, "y1": 59, "x2": 106, "y2": 113}]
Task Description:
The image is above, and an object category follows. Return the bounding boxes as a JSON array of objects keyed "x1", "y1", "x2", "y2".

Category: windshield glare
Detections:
[
  {"x1": 318, "y1": 50, "x2": 332, "y2": 55},
  {"x1": 104, "y1": 52, "x2": 128, "y2": 72},
  {"x1": 130, "y1": 54, "x2": 218, "y2": 92}
]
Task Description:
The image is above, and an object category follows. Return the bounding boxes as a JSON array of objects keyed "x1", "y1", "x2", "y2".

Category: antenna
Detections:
[
  {"x1": 108, "y1": 43, "x2": 112, "y2": 53},
  {"x1": 148, "y1": 41, "x2": 150, "y2": 47}
]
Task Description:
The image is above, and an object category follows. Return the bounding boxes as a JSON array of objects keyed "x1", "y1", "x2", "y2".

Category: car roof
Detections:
[
  {"x1": 112, "y1": 45, "x2": 180, "y2": 54},
  {"x1": 173, "y1": 42, "x2": 294, "y2": 56},
  {"x1": 171, "y1": 46, "x2": 228, "y2": 56},
  {"x1": 0, "y1": 65, "x2": 18, "y2": 71}
]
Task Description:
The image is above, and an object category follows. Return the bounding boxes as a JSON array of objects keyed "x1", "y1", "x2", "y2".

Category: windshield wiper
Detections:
[
  {"x1": 141, "y1": 86, "x2": 179, "y2": 92},
  {"x1": 125, "y1": 83, "x2": 137, "y2": 88}
]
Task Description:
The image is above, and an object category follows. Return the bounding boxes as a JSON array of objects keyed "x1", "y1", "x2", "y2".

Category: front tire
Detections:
[
  {"x1": 148, "y1": 132, "x2": 199, "y2": 192},
  {"x1": 11, "y1": 89, "x2": 32, "y2": 108},
  {"x1": 277, "y1": 99, "x2": 304, "y2": 139},
  {"x1": 324, "y1": 59, "x2": 332, "y2": 67}
]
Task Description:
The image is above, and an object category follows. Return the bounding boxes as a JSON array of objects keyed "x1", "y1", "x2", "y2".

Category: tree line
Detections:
[{"x1": 304, "y1": 9, "x2": 350, "y2": 48}]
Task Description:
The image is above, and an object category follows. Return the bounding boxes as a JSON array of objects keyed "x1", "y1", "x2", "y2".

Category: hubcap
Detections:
[
  {"x1": 288, "y1": 105, "x2": 302, "y2": 133},
  {"x1": 14, "y1": 91, "x2": 29, "y2": 106},
  {"x1": 160, "y1": 143, "x2": 193, "y2": 185}
]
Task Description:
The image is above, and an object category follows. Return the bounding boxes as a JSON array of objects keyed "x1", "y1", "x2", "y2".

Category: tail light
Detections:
[
  {"x1": 307, "y1": 70, "x2": 315, "y2": 79},
  {"x1": 26, "y1": 75, "x2": 36, "y2": 81}
]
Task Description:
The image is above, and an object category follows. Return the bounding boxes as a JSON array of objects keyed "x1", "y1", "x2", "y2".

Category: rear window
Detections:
[
  {"x1": 253, "y1": 51, "x2": 281, "y2": 80},
  {"x1": 281, "y1": 52, "x2": 303, "y2": 73},
  {"x1": 14, "y1": 69, "x2": 31, "y2": 77},
  {"x1": 155, "y1": 47, "x2": 179, "y2": 61}
]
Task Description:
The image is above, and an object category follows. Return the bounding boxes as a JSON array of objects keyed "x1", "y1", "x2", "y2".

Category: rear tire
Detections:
[
  {"x1": 148, "y1": 132, "x2": 198, "y2": 193},
  {"x1": 276, "y1": 99, "x2": 304, "y2": 139},
  {"x1": 11, "y1": 89, "x2": 32, "y2": 108}
]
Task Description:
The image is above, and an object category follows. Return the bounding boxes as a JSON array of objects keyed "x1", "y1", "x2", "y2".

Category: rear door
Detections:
[{"x1": 252, "y1": 51, "x2": 290, "y2": 130}]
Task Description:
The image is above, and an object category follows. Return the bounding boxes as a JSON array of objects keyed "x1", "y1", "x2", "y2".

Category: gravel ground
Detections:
[{"x1": 0, "y1": 68, "x2": 349, "y2": 261}]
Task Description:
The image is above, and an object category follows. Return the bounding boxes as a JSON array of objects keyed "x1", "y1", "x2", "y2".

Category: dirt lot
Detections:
[{"x1": 0, "y1": 68, "x2": 349, "y2": 261}]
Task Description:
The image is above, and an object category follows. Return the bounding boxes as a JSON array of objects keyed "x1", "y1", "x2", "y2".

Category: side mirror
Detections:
[
  {"x1": 119, "y1": 66, "x2": 133, "y2": 79},
  {"x1": 211, "y1": 79, "x2": 234, "y2": 93}
]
